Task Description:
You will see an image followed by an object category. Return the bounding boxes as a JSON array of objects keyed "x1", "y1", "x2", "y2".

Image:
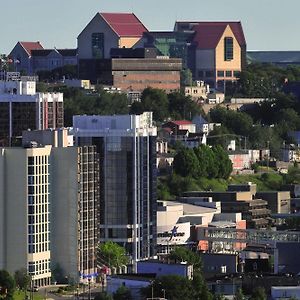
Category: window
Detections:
[
  {"x1": 233, "y1": 71, "x2": 240, "y2": 77},
  {"x1": 217, "y1": 70, "x2": 224, "y2": 77},
  {"x1": 224, "y1": 37, "x2": 234, "y2": 61},
  {"x1": 225, "y1": 70, "x2": 232, "y2": 77},
  {"x1": 92, "y1": 33, "x2": 104, "y2": 59}
]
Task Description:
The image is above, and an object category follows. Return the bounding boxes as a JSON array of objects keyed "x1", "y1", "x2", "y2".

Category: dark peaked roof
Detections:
[
  {"x1": 100, "y1": 12, "x2": 148, "y2": 37},
  {"x1": 19, "y1": 41, "x2": 44, "y2": 55},
  {"x1": 175, "y1": 21, "x2": 246, "y2": 49},
  {"x1": 31, "y1": 49, "x2": 77, "y2": 57}
]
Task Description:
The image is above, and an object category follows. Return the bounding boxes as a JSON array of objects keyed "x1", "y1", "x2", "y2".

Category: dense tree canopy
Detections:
[
  {"x1": 130, "y1": 88, "x2": 202, "y2": 122},
  {"x1": 173, "y1": 145, "x2": 232, "y2": 180},
  {"x1": 0, "y1": 270, "x2": 15, "y2": 300},
  {"x1": 97, "y1": 241, "x2": 129, "y2": 268},
  {"x1": 14, "y1": 269, "x2": 30, "y2": 292}
]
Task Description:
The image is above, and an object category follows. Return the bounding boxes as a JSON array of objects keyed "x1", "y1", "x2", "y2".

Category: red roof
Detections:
[
  {"x1": 100, "y1": 13, "x2": 148, "y2": 37},
  {"x1": 190, "y1": 22, "x2": 246, "y2": 49},
  {"x1": 171, "y1": 120, "x2": 193, "y2": 125},
  {"x1": 19, "y1": 41, "x2": 44, "y2": 55}
]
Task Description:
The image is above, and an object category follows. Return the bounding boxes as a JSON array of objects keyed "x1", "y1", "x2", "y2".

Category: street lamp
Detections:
[{"x1": 88, "y1": 278, "x2": 91, "y2": 300}]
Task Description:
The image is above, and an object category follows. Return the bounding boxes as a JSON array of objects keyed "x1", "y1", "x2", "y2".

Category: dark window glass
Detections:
[
  {"x1": 92, "y1": 33, "x2": 104, "y2": 59},
  {"x1": 224, "y1": 37, "x2": 234, "y2": 61},
  {"x1": 217, "y1": 70, "x2": 224, "y2": 77},
  {"x1": 225, "y1": 70, "x2": 232, "y2": 77}
]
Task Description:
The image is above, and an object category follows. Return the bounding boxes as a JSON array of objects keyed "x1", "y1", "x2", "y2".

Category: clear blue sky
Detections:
[{"x1": 0, "y1": 0, "x2": 298, "y2": 54}]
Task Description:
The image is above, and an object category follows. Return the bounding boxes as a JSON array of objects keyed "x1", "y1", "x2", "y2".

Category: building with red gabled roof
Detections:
[
  {"x1": 174, "y1": 20, "x2": 246, "y2": 90},
  {"x1": 78, "y1": 12, "x2": 148, "y2": 60},
  {"x1": 162, "y1": 120, "x2": 196, "y2": 134},
  {"x1": 9, "y1": 41, "x2": 44, "y2": 74},
  {"x1": 9, "y1": 42, "x2": 77, "y2": 75}
]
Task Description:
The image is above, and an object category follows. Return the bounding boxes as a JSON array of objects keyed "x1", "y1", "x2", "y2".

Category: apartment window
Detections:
[
  {"x1": 224, "y1": 37, "x2": 234, "y2": 61},
  {"x1": 217, "y1": 70, "x2": 224, "y2": 77},
  {"x1": 92, "y1": 33, "x2": 104, "y2": 59},
  {"x1": 225, "y1": 70, "x2": 232, "y2": 77},
  {"x1": 233, "y1": 71, "x2": 240, "y2": 77}
]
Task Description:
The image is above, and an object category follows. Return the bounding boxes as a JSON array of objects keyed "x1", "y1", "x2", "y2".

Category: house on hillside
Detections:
[
  {"x1": 9, "y1": 41, "x2": 44, "y2": 75},
  {"x1": 9, "y1": 42, "x2": 77, "y2": 75}
]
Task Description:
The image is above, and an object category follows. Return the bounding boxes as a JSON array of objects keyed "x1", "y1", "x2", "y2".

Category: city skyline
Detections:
[{"x1": 0, "y1": 0, "x2": 299, "y2": 54}]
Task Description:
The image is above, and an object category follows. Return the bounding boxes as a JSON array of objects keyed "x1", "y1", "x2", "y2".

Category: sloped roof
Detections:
[
  {"x1": 192, "y1": 22, "x2": 246, "y2": 49},
  {"x1": 31, "y1": 49, "x2": 77, "y2": 57},
  {"x1": 100, "y1": 12, "x2": 148, "y2": 37},
  {"x1": 19, "y1": 41, "x2": 44, "y2": 55},
  {"x1": 171, "y1": 120, "x2": 193, "y2": 125}
]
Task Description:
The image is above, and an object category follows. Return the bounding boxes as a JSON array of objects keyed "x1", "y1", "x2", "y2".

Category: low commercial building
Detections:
[
  {"x1": 79, "y1": 57, "x2": 182, "y2": 92},
  {"x1": 183, "y1": 191, "x2": 271, "y2": 229},
  {"x1": 256, "y1": 191, "x2": 291, "y2": 214},
  {"x1": 0, "y1": 72, "x2": 63, "y2": 146}
]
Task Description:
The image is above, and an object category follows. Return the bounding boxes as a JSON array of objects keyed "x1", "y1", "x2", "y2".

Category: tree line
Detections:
[{"x1": 173, "y1": 144, "x2": 233, "y2": 180}]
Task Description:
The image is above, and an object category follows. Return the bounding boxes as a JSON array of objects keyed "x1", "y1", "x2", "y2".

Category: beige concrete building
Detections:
[
  {"x1": 0, "y1": 146, "x2": 52, "y2": 286},
  {"x1": 0, "y1": 129, "x2": 100, "y2": 285},
  {"x1": 175, "y1": 21, "x2": 246, "y2": 90}
]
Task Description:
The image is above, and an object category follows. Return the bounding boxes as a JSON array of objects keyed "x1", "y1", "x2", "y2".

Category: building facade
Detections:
[
  {"x1": 78, "y1": 12, "x2": 147, "y2": 60},
  {"x1": 73, "y1": 113, "x2": 157, "y2": 267},
  {"x1": 0, "y1": 146, "x2": 52, "y2": 286},
  {"x1": 0, "y1": 73, "x2": 63, "y2": 146},
  {"x1": 22, "y1": 129, "x2": 100, "y2": 282},
  {"x1": 0, "y1": 129, "x2": 100, "y2": 286}
]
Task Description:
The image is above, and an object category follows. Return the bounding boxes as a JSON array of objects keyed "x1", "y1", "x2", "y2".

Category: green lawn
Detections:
[{"x1": 13, "y1": 290, "x2": 43, "y2": 300}]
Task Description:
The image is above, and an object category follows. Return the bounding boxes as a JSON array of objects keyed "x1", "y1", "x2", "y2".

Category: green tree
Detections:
[
  {"x1": 212, "y1": 145, "x2": 233, "y2": 179},
  {"x1": 250, "y1": 287, "x2": 267, "y2": 300},
  {"x1": 173, "y1": 148, "x2": 200, "y2": 177},
  {"x1": 169, "y1": 247, "x2": 202, "y2": 272},
  {"x1": 97, "y1": 242, "x2": 129, "y2": 268},
  {"x1": 168, "y1": 92, "x2": 202, "y2": 120},
  {"x1": 132, "y1": 88, "x2": 169, "y2": 121},
  {"x1": 0, "y1": 270, "x2": 15, "y2": 300},
  {"x1": 180, "y1": 68, "x2": 193, "y2": 87},
  {"x1": 113, "y1": 285, "x2": 132, "y2": 300},
  {"x1": 234, "y1": 288, "x2": 245, "y2": 300},
  {"x1": 142, "y1": 275, "x2": 194, "y2": 300},
  {"x1": 192, "y1": 272, "x2": 213, "y2": 300},
  {"x1": 14, "y1": 268, "x2": 30, "y2": 292},
  {"x1": 94, "y1": 292, "x2": 113, "y2": 300}
]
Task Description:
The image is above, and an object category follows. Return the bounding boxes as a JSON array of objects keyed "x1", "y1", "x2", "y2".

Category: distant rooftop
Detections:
[{"x1": 247, "y1": 51, "x2": 300, "y2": 65}]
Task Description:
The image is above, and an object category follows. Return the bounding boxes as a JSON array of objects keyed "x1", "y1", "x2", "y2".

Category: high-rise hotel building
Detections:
[
  {"x1": 0, "y1": 72, "x2": 63, "y2": 146},
  {"x1": 73, "y1": 112, "x2": 157, "y2": 266},
  {"x1": 0, "y1": 129, "x2": 99, "y2": 285}
]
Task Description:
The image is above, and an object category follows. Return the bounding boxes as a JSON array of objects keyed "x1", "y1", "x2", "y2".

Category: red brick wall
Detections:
[{"x1": 112, "y1": 71, "x2": 181, "y2": 93}]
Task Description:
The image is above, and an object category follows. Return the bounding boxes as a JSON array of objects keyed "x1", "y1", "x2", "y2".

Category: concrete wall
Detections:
[
  {"x1": 5, "y1": 149, "x2": 28, "y2": 273},
  {"x1": 119, "y1": 37, "x2": 141, "y2": 48},
  {"x1": 78, "y1": 13, "x2": 119, "y2": 59},
  {"x1": 0, "y1": 150, "x2": 5, "y2": 268},
  {"x1": 256, "y1": 192, "x2": 291, "y2": 214},
  {"x1": 215, "y1": 25, "x2": 242, "y2": 80},
  {"x1": 51, "y1": 147, "x2": 79, "y2": 280}
]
